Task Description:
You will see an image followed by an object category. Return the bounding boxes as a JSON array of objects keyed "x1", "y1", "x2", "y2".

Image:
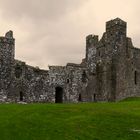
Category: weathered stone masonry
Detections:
[{"x1": 0, "y1": 18, "x2": 140, "y2": 103}]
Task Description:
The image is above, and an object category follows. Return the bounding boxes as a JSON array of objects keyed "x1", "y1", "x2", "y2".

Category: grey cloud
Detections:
[
  {"x1": 0, "y1": 0, "x2": 86, "y2": 21},
  {"x1": 0, "y1": 0, "x2": 140, "y2": 69},
  {"x1": 0, "y1": 0, "x2": 88, "y2": 69}
]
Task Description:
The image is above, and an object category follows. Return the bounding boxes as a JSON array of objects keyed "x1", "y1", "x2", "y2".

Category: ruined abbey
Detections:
[{"x1": 0, "y1": 18, "x2": 140, "y2": 103}]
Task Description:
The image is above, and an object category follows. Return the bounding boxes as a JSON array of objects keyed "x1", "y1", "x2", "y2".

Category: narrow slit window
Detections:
[
  {"x1": 135, "y1": 71, "x2": 137, "y2": 85},
  {"x1": 99, "y1": 51, "x2": 100, "y2": 56},
  {"x1": 78, "y1": 94, "x2": 82, "y2": 102},
  {"x1": 93, "y1": 94, "x2": 96, "y2": 102},
  {"x1": 20, "y1": 92, "x2": 23, "y2": 101}
]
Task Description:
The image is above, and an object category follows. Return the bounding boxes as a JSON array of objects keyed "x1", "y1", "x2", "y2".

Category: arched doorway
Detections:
[
  {"x1": 93, "y1": 94, "x2": 96, "y2": 102},
  {"x1": 55, "y1": 87, "x2": 63, "y2": 103},
  {"x1": 20, "y1": 91, "x2": 23, "y2": 101},
  {"x1": 78, "y1": 94, "x2": 82, "y2": 102}
]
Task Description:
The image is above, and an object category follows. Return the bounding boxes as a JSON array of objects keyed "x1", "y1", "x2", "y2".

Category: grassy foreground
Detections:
[{"x1": 0, "y1": 99, "x2": 140, "y2": 140}]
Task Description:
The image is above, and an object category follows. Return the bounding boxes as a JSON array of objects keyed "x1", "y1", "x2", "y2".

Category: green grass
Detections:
[
  {"x1": 0, "y1": 99, "x2": 140, "y2": 140},
  {"x1": 120, "y1": 97, "x2": 140, "y2": 102}
]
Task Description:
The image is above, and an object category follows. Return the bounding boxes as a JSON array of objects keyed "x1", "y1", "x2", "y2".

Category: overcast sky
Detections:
[{"x1": 0, "y1": 0, "x2": 140, "y2": 69}]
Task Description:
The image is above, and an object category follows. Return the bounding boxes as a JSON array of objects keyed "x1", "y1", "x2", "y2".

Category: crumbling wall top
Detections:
[
  {"x1": 106, "y1": 18, "x2": 126, "y2": 29},
  {"x1": 5, "y1": 30, "x2": 13, "y2": 39},
  {"x1": 106, "y1": 18, "x2": 127, "y2": 36},
  {"x1": 0, "y1": 31, "x2": 14, "y2": 44},
  {"x1": 86, "y1": 34, "x2": 98, "y2": 47}
]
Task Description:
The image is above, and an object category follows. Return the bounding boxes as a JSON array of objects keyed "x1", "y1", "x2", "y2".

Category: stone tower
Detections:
[
  {"x1": 95, "y1": 18, "x2": 130, "y2": 101},
  {"x1": 86, "y1": 34, "x2": 98, "y2": 74},
  {"x1": 0, "y1": 31, "x2": 15, "y2": 101}
]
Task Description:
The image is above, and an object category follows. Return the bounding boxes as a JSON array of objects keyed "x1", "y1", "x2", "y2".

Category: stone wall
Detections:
[{"x1": 9, "y1": 60, "x2": 50, "y2": 103}]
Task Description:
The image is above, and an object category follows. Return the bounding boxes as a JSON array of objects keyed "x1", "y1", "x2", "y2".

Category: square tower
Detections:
[{"x1": 106, "y1": 18, "x2": 127, "y2": 37}]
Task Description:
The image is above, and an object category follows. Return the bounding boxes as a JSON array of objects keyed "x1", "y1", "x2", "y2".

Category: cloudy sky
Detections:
[{"x1": 0, "y1": 0, "x2": 140, "y2": 69}]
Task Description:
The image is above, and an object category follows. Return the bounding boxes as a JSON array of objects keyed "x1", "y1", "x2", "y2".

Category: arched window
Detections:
[
  {"x1": 82, "y1": 70, "x2": 87, "y2": 83},
  {"x1": 67, "y1": 79, "x2": 70, "y2": 84}
]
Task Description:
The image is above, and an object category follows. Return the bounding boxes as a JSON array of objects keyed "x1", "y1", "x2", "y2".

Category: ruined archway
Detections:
[{"x1": 55, "y1": 87, "x2": 63, "y2": 103}]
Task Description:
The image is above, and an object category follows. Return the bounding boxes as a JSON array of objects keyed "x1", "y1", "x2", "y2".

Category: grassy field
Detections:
[{"x1": 0, "y1": 99, "x2": 140, "y2": 140}]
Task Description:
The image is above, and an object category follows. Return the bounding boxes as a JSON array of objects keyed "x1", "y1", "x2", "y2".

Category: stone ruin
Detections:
[{"x1": 0, "y1": 18, "x2": 140, "y2": 103}]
